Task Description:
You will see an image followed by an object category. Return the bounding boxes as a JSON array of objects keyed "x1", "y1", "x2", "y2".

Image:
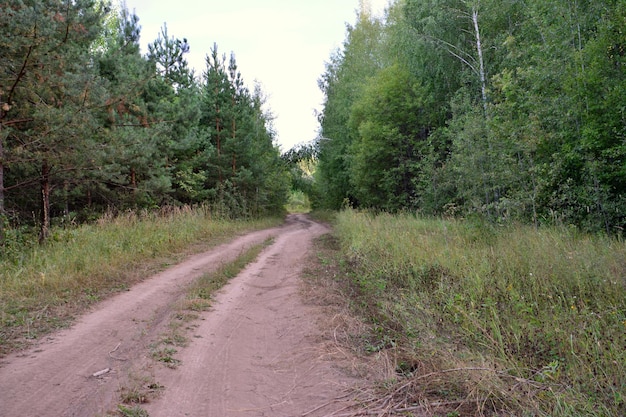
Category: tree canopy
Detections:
[
  {"x1": 0, "y1": 0, "x2": 289, "y2": 242},
  {"x1": 315, "y1": 0, "x2": 626, "y2": 234}
]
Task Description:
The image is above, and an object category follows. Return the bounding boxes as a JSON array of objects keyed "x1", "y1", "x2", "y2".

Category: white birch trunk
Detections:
[{"x1": 472, "y1": 7, "x2": 488, "y2": 116}]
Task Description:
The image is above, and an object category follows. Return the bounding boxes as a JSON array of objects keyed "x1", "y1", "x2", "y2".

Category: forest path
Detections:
[{"x1": 0, "y1": 214, "x2": 360, "y2": 417}]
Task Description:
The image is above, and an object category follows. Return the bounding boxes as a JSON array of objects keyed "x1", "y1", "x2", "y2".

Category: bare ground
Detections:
[{"x1": 0, "y1": 214, "x2": 365, "y2": 417}]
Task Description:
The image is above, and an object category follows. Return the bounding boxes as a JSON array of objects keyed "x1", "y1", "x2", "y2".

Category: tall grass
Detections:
[
  {"x1": 335, "y1": 210, "x2": 626, "y2": 416},
  {"x1": 0, "y1": 206, "x2": 282, "y2": 354}
]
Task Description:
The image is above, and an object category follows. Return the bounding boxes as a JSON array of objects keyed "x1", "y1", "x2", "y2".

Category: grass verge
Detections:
[
  {"x1": 0, "y1": 205, "x2": 282, "y2": 356},
  {"x1": 320, "y1": 209, "x2": 625, "y2": 416}
]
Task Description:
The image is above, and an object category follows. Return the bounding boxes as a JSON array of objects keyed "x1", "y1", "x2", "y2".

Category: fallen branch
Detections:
[
  {"x1": 301, "y1": 392, "x2": 355, "y2": 416},
  {"x1": 108, "y1": 342, "x2": 128, "y2": 361},
  {"x1": 92, "y1": 368, "x2": 110, "y2": 378},
  {"x1": 329, "y1": 398, "x2": 490, "y2": 416}
]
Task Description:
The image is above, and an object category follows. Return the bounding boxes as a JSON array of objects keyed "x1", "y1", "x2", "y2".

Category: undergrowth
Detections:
[
  {"x1": 0, "y1": 205, "x2": 282, "y2": 356},
  {"x1": 307, "y1": 209, "x2": 337, "y2": 225},
  {"x1": 332, "y1": 209, "x2": 625, "y2": 416},
  {"x1": 285, "y1": 190, "x2": 311, "y2": 213}
]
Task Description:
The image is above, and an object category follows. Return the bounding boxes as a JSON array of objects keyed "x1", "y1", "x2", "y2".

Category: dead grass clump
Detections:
[{"x1": 118, "y1": 373, "x2": 164, "y2": 406}]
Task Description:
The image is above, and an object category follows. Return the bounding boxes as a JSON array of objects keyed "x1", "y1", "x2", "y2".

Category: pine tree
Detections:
[{"x1": 1, "y1": 0, "x2": 109, "y2": 241}]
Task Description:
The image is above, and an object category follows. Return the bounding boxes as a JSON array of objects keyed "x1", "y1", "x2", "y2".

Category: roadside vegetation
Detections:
[
  {"x1": 315, "y1": 209, "x2": 625, "y2": 416},
  {"x1": 0, "y1": 206, "x2": 282, "y2": 356}
]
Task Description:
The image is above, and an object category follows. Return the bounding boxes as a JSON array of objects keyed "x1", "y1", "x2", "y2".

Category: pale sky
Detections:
[{"x1": 119, "y1": 0, "x2": 389, "y2": 152}]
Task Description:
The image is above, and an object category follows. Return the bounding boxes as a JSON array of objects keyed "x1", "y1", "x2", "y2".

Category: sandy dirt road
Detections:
[{"x1": 0, "y1": 214, "x2": 359, "y2": 417}]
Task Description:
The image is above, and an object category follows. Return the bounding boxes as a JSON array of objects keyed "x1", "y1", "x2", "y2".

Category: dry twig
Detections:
[{"x1": 108, "y1": 342, "x2": 128, "y2": 361}]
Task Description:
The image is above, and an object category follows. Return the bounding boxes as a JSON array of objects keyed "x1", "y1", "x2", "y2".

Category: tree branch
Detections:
[{"x1": 7, "y1": 25, "x2": 37, "y2": 108}]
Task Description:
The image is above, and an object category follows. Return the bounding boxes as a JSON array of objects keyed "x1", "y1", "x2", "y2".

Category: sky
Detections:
[{"x1": 119, "y1": 0, "x2": 389, "y2": 152}]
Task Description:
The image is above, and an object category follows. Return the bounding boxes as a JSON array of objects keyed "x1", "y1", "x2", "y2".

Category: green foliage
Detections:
[
  {"x1": 198, "y1": 45, "x2": 289, "y2": 217},
  {"x1": 285, "y1": 190, "x2": 310, "y2": 213},
  {"x1": 281, "y1": 142, "x2": 316, "y2": 203},
  {"x1": 334, "y1": 210, "x2": 626, "y2": 416},
  {"x1": 0, "y1": 1, "x2": 288, "y2": 245},
  {"x1": 117, "y1": 405, "x2": 149, "y2": 417},
  {"x1": 1, "y1": 0, "x2": 111, "y2": 240},
  {"x1": 349, "y1": 64, "x2": 435, "y2": 210},
  {"x1": 315, "y1": 7, "x2": 385, "y2": 209},
  {"x1": 315, "y1": 0, "x2": 626, "y2": 234}
]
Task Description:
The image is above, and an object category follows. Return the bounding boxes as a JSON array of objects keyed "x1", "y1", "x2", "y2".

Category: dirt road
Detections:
[{"x1": 0, "y1": 214, "x2": 359, "y2": 417}]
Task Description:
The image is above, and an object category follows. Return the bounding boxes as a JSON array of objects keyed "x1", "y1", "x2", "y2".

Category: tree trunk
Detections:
[
  {"x1": 214, "y1": 71, "x2": 223, "y2": 185},
  {"x1": 216, "y1": 112, "x2": 221, "y2": 157},
  {"x1": 130, "y1": 167, "x2": 137, "y2": 203},
  {"x1": 0, "y1": 116, "x2": 4, "y2": 244},
  {"x1": 130, "y1": 167, "x2": 137, "y2": 189},
  {"x1": 63, "y1": 180, "x2": 70, "y2": 219},
  {"x1": 0, "y1": 97, "x2": 5, "y2": 244},
  {"x1": 472, "y1": 8, "x2": 488, "y2": 117},
  {"x1": 39, "y1": 160, "x2": 51, "y2": 244},
  {"x1": 232, "y1": 96, "x2": 237, "y2": 175},
  {"x1": 471, "y1": 7, "x2": 501, "y2": 215}
]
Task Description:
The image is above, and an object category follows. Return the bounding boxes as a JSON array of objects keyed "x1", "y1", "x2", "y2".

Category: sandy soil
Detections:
[{"x1": 0, "y1": 214, "x2": 360, "y2": 417}]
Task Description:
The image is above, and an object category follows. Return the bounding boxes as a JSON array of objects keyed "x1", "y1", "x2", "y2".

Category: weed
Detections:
[
  {"x1": 151, "y1": 346, "x2": 180, "y2": 368},
  {"x1": 183, "y1": 298, "x2": 211, "y2": 312},
  {"x1": 118, "y1": 374, "x2": 163, "y2": 405},
  {"x1": 117, "y1": 404, "x2": 149, "y2": 417},
  {"x1": 172, "y1": 311, "x2": 199, "y2": 322},
  {"x1": 161, "y1": 333, "x2": 187, "y2": 348}
]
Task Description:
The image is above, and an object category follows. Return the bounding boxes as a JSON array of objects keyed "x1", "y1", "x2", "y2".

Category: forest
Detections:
[
  {"x1": 2, "y1": 0, "x2": 625, "y2": 244},
  {"x1": 314, "y1": 0, "x2": 626, "y2": 234},
  {"x1": 0, "y1": 0, "x2": 290, "y2": 244}
]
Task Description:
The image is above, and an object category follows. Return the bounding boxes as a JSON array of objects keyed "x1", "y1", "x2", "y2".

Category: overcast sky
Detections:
[{"x1": 118, "y1": 0, "x2": 389, "y2": 152}]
